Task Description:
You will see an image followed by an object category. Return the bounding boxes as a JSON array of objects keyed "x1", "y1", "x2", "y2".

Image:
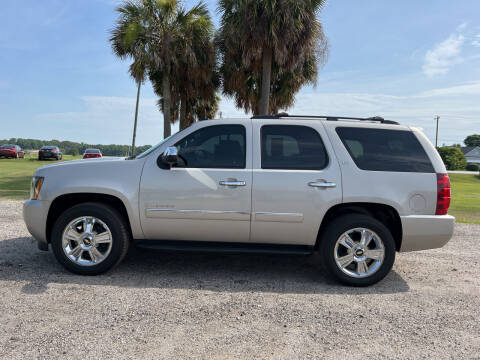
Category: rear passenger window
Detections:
[
  {"x1": 336, "y1": 127, "x2": 434, "y2": 173},
  {"x1": 261, "y1": 125, "x2": 328, "y2": 170}
]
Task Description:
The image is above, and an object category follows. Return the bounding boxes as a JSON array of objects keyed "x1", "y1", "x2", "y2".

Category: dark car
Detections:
[
  {"x1": 0, "y1": 144, "x2": 25, "y2": 158},
  {"x1": 83, "y1": 148, "x2": 102, "y2": 159},
  {"x1": 38, "y1": 146, "x2": 62, "y2": 160}
]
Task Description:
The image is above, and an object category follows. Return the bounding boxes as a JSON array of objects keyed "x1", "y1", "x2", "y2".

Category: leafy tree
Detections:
[
  {"x1": 464, "y1": 134, "x2": 480, "y2": 147},
  {"x1": 217, "y1": 0, "x2": 328, "y2": 115},
  {"x1": 437, "y1": 147, "x2": 467, "y2": 170}
]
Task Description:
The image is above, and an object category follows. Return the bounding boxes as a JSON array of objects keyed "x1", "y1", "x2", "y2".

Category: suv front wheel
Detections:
[
  {"x1": 319, "y1": 214, "x2": 396, "y2": 286},
  {"x1": 51, "y1": 203, "x2": 130, "y2": 275}
]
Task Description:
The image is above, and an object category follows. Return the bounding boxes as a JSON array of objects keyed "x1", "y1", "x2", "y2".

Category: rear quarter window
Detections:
[{"x1": 336, "y1": 127, "x2": 434, "y2": 173}]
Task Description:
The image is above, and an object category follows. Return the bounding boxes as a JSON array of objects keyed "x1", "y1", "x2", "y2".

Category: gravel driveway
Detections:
[{"x1": 0, "y1": 200, "x2": 479, "y2": 359}]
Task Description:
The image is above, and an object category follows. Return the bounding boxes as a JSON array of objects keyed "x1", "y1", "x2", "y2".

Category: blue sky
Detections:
[{"x1": 1, "y1": 0, "x2": 480, "y2": 146}]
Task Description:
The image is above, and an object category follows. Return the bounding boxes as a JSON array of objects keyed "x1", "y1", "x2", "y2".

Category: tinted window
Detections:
[
  {"x1": 85, "y1": 149, "x2": 100, "y2": 154},
  {"x1": 1, "y1": 144, "x2": 15, "y2": 149},
  {"x1": 175, "y1": 125, "x2": 246, "y2": 168},
  {"x1": 261, "y1": 125, "x2": 328, "y2": 170},
  {"x1": 336, "y1": 127, "x2": 434, "y2": 173}
]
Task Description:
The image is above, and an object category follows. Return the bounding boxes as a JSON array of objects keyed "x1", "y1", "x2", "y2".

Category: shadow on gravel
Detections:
[{"x1": 0, "y1": 237, "x2": 409, "y2": 295}]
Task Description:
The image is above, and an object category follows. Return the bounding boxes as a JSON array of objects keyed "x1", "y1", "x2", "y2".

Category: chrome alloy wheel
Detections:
[
  {"x1": 334, "y1": 228, "x2": 385, "y2": 278},
  {"x1": 61, "y1": 216, "x2": 113, "y2": 266}
]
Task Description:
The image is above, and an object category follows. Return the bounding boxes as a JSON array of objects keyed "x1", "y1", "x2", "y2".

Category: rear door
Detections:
[
  {"x1": 250, "y1": 120, "x2": 342, "y2": 245},
  {"x1": 325, "y1": 123, "x2": 438, "y2": 215}
]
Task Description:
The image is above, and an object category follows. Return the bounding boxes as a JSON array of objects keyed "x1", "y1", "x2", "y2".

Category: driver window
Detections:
[{"x1": 174, "y1": 125, "x2": 246, "y2": 169}]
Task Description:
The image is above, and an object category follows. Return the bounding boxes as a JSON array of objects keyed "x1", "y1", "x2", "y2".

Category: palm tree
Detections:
[
  {"x1": 111, "y1": 0, "x2": 212, "y2": 140},
  {"x1": 177, "y1": 23, "x2": 219, "y2": 129},
  {"x1": 110, "y1": 1, "x2": 150, "y2": 155},
  {"x1": 217, "y1": 0, "x2": 329, "y2": 115},
  {"x1": 149, "y1": 1, "x2": 217, "y2": 131}
]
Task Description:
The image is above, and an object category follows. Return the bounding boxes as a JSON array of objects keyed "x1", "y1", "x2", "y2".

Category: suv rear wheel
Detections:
[
  {"x1": 51, "y1": 202, "x2": 130, "y2": 275},
  {"x1": 319, "y1": 214, "x2": 395, "y2": 286}
]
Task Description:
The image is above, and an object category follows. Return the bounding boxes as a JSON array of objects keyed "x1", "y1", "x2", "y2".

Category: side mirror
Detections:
[{"x1": 161, "y1": 146, "x2": 178, "y2": 166}]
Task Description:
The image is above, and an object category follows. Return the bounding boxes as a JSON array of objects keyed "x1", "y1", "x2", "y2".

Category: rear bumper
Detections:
[
  {"x1": 399, "y1": 215, "x2": 455, "y2": 252},
  {"x1": 23, "y1": 199, "x2": 50, "y2": 250},
  {"x1": 0, "y1": 151, "x2": 15, "y2": 157}
]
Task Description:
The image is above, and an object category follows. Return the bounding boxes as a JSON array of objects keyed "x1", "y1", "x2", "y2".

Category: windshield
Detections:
[
  {"x1": 1, "y1": 144, "x2": 15, "y2": 149},
  {"x1": 85, "y1": 149, "x2": 100, "y2": 154},
  {"x1": 136, "y1": 136, "x2": 172, "y2": 159}
]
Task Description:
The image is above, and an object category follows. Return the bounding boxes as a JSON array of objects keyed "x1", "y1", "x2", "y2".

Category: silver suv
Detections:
[{"x1": 23, "y1": 114, "x2": 454, "y2": 286}]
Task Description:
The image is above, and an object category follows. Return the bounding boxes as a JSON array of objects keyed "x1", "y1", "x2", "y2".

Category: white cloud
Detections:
[
  {"x1": 35, "y1": 96, "x2": 173, "y2": 146},
  {"x1": 423, "y1": 34, "x2": 465, "y2": 77},
  {"x1": 472, "y1": 34, "x2": 480, "y2": 47},
  {"x1": 30, "y1": 81, "x2": 480, "y2": 147},
  {"x1": 456, "y1": 22, "x2": 468, "y2": 32},
  {"x1": 286, "y1": 82, "x2": 480, "y2": 145}
]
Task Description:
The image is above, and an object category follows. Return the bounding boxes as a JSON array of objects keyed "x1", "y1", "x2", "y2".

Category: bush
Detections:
[
  {"x1": 466, "y1": 163, "x2": 480, "y2": 171},
  {"x1": 437, "y1": 147, "x2": 467, "y2": 170}
]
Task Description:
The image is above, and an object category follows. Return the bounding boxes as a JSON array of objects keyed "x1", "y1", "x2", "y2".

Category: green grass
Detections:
[
  {"x1": 1, "y1": 157, "x2": 479, "y2": 224},
  {"x1": 449, "y1": 174, "x2": 480, "y2": 224},
  {"x1": 0, "y1": 154, "x2": 81, "y2": 200}
]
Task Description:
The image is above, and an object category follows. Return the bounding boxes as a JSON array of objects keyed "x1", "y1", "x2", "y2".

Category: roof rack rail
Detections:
[{"x1": 251, "y1": 113, "x2": 399, "y2": 125}]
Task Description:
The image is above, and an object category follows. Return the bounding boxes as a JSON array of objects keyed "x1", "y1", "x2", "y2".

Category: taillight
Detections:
[
  {"x1": 51, "y1": 149, "x2": 57, "y2": 153},
  {"x1": 436, "y1": 173, "x2": 451, "y2": 215}
]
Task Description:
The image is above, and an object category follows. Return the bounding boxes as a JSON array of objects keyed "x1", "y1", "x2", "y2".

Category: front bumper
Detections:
[
  {"x1": 399, "y1": 215, "x2": 455, "y2": 252},
  {"x1": 23, "y1": 199, "x2": 50, "y2": 250}
]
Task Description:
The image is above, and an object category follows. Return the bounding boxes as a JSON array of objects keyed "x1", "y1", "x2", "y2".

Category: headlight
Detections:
[{"x1": 30, "y1": 177, "x2": 44, "y2": 200}]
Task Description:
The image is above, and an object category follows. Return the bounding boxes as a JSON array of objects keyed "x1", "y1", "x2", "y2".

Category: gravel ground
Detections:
[{"x1": 0, "y1": 200, "x2": 479, "y2": 359}]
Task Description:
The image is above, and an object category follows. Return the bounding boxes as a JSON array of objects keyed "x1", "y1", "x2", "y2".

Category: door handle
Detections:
[
  {"x1": 219, "y1": 180, "x2": 246, "y2": 186},
  {"x1": 308, "y1": 181, "x2": 336, "y2": 188}
]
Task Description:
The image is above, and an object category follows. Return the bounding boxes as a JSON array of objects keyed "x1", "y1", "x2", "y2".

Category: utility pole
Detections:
[{"x1": 435, "y1": 115, "x2": 440, "y2": 148}]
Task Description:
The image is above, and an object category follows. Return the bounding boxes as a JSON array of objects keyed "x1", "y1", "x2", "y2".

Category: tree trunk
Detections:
[
  {"x1": 180, "y1": 92, "x2": 187, "y2": 130},
  {"x1": 131, "y1": 81, "x2": 141, "y2": 157},
  {"x1": 259, "y1": 46, "x2": 272, "y2": 115},
  {"x1": 162, "y1": 75, "x2": 171, "y2": 138}
]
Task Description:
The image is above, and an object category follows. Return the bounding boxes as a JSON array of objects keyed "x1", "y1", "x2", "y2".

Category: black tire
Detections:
[
  {"x1": 318, "y1": 214, "x2": 396, "y2": 287},
  {"x1": 51, "y1": 202, "x2": 130, "y2": 275}
]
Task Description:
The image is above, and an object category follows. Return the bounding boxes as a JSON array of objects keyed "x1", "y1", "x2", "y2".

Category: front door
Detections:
[
  {"x1": 250, "y1": 120, "x2": 342, "y2": 245},
  {"x1": 139, "y1": 121, "x2": 252, "y2": 242}
]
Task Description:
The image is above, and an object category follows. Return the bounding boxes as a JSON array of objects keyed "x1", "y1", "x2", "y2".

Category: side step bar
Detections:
[{"x1": 134, "y1": 240, "x2": 313, "y2": 255}]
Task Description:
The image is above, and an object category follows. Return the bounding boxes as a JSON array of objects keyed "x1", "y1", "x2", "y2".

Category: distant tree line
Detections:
[{"x1": 0, "y1": 138, "x2": 151, "y2": 156}]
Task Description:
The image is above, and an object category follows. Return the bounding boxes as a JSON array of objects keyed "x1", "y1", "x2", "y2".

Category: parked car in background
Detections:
[
  {"x1": 0, "y1": 144, "x2": 24, "y2": 158},
  {"x1": 83, "y1": 148, "x2": 102, "y2": 159},
  {"x1": 23, "y1": 114, "x2": 455, "y2": 286},
  {"x1": 38, "y1": 146, "x2": 62, "y2": 161}
]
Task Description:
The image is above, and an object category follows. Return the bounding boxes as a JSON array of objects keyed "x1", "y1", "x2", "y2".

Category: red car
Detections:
[
  {"x1": 83, "y1": 148, "x2": 102, "y2": 159},
  {"x1": 0, "y1": 144, "x2": 25, "y2": 158}
]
